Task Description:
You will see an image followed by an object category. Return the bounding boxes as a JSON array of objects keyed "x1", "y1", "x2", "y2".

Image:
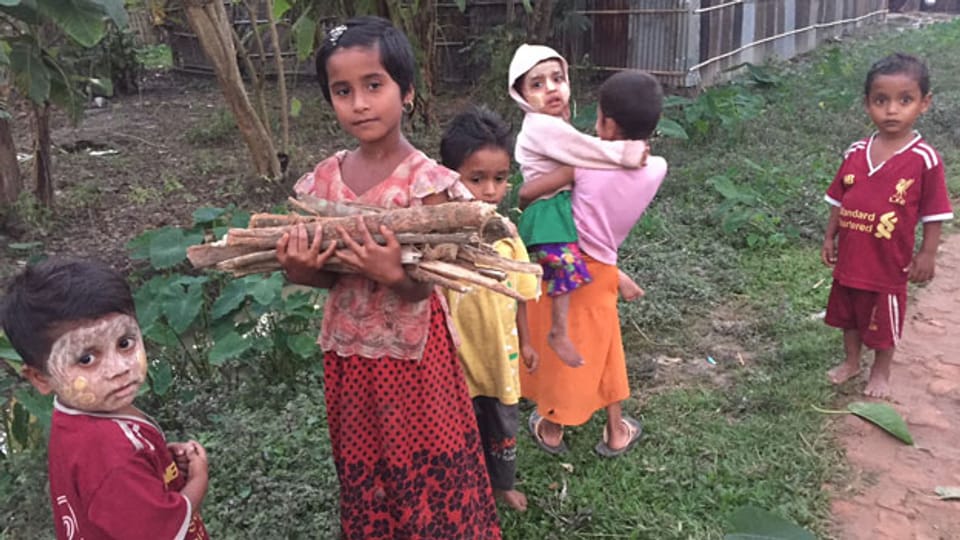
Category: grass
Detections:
[{"x1": 3, "y1": 18, "x2": 960, "y2": 540}]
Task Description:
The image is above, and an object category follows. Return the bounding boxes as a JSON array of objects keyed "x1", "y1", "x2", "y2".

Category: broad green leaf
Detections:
[
  {"x1": 208, "y1": 330, "x2": 253, "y2": 366},
  {"x1": 127, "y1": 228, "x2": 160, "y2": 260},
  {"x1": 90, "y1": 0, "x2": 127, "y2": 27},
  {"x1": 847, "y1": 401, "x2": 913, "y2": 445},
  {"x1": 248, "y1": 272, "x2": 284, "y2": 305},
  {"x1": 192, "y1": 206, "x2": 225, "y2": 226},
  {"x1": 148, "y1": 360, "x2": 173, "y2": 396},
  {"x1": 289, "y1": 96, "x2": 302, "y2": 118},
  {"x1": 160, "y1": 282, "x2": 205, "y2": 334},
  {"x1": 656, "y1": 117, "x2": 689, "y2": 140},
  {"x1": 287, "y1": 334, "x2": 317, "y2": 359},
  {"x1": 0, "y1": 343, "x2": 22, "y2": 361},
  {"x1": 143, "y1": 322, "x2": 179, "y2": 348},
  {"x1": 230, "y1": 210, "x2": 251, "y2": 228},
  {"x1": 9, "y1": 41, "x2": 50, "y2": 103},
  {"x1": 291, "y1": 11, "x2": 315, "y2": 61},
  {"x1": 0, "y1": 0, "x2": 21, "y2": 6},
  {"x1": 148, "y1": 227, "x2": 203, "y2": 269},
  {"x1": 725, "y1": 506, "x2": 815, "y2": 540},
  {"x1": 272, "y1": 0, "x2": 291, "y2": 19},
  {"x1": 12, "y1": 402, "x2": 30, "y2": 446},
  {"x1": 14, "y1": 387, "x2": 54, "y2": 433},
  {"x1": 133, "y1": 279, "x2": 164, "y2": 329},
  {"x1": 37, "y1": 0, "x2": 110, "y2": 47},
  {"x1": 935, "y1": 486, "x2": 960, "y2": 500},
  {"x1": 211, "y1": 279, "x2": 250, "y2": 319}
]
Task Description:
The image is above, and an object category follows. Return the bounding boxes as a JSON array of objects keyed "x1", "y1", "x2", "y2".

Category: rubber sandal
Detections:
[
  {"x1": 528, "y1": 411, "x2": 568, "y2": 455},
  {"x1": 594, "y1": 416, "x2": 643, "y2": 458}
]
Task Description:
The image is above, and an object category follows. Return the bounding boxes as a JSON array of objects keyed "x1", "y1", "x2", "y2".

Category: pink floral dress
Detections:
[{"x1": 294, "y1": 149, "x2": 501, "y2": 539}]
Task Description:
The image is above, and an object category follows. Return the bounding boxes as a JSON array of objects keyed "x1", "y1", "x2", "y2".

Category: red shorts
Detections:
[{"x1": 824, "y1": 280, "x2": 906, "y2": 350}]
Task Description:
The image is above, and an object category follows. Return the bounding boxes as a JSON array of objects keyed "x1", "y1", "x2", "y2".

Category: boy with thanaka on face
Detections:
[{"x1": 1, "y1": 258, "x2": 209, "y2": 540}]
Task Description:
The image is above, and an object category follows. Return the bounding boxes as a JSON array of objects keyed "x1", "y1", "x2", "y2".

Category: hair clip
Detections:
[{"x1": 328, "y1": 25, "x2": 347, "y2": 46}]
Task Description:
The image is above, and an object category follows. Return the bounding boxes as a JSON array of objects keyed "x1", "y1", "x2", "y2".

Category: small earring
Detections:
[{"x1": 403, "y1": 101, "x2": 414, "y2": 114}]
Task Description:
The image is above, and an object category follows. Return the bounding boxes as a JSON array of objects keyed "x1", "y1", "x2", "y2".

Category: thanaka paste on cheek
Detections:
[{"x1": 526, "y1": 93, "x2": 545, "y2": 110}]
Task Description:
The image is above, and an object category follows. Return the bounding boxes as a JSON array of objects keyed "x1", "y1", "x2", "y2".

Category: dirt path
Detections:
[{"x1": 831, "y1": 232, "x2": 960, "y2": 540}]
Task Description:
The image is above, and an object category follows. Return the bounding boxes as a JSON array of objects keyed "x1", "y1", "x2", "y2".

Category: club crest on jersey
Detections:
[
  {"x1": 843, "y1": 174, "x2": 855, "y2": 186},
  {"x1": 889, "y1": 178, "x2": 914, "y2": 206}
]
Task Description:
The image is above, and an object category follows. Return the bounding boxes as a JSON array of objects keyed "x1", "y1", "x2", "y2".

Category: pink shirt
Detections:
[{"x1": 572, "y1": 156, "x2": 668, "y2": 265}]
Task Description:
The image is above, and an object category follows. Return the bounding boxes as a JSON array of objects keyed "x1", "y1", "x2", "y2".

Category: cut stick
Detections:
[
  {"x1": 418, "y1": 260, "x2": 531, "y2": 301},
  {"x1": 226, "y1": 202, "x2": 504, "y2": 246},
  {"x1": 249, "y1": 213, "x2": 322, "y2": 228},
  {"x1": 223, "y1": 230, "x2": 480, "y2": 250},
  {"x1": 458, "y1": 244, "x2": 544, "y2": 275},
  {"x1": 187, "y1": 243, "x2": 263, "y2": 268},
  {"x1": 213, "y1": 246, "x2": 422, "y2": 272},
  {"x1": 408, "y1": 267, "x2": 472, "y2": 293}
]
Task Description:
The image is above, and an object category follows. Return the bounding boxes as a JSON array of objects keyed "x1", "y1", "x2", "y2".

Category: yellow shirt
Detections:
[{"x1": 444, "y1": 237, "x2": 540, "y2": 404}]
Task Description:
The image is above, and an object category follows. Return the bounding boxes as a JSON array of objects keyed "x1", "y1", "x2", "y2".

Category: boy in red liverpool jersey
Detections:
[
  {"x1": 821, "y1": 53, "x2": 953, "y2": 399},
  {"x1": 1, "y1": 259, "x2": 210, "y2": 540}
]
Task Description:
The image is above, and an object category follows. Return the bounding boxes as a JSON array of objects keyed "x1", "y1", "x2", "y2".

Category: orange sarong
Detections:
[{"x1": 520, "y1": 255, "x2": 630, "y2": 426}]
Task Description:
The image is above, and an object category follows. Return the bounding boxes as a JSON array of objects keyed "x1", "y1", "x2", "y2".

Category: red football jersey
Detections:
[
  {"x1": 47, "y1": 400, "x2": 209, "y2": 540},
  {"x1": 825, "y1": 133, "x2": 953, "y2": 294}
]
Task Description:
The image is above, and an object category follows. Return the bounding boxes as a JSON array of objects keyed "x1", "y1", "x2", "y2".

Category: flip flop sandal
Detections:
[
  {"x1": 595, "y1": 416, "x2": 643, "y2": 458},
  {"x1": 528, "y1": 411, "x2": 568, "y2": 455}
]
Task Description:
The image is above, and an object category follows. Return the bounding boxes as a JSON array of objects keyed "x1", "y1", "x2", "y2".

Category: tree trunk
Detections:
[
  {"x1": 32, "y1": 103, "x2": 53, "y2": 207},
  {"x1": 183, "y1": 0, "x2": 281, "y2": 179},
  {"x1": 0, "y1": 117, "x2": 21, "y2": 204},
  {"x1": 506, "y1": 0, "x2": 515, "y2": 24},
  {"x1": 530, "y1": 0, "x2": 557, "y2": 42},
  {"x1": 264, "y1": 0, "x2": 290, "y2": 153}
]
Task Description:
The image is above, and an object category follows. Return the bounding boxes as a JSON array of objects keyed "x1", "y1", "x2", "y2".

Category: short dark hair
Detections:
[
  {"x1": 864, "y1": 53, "x2": 930, "y2": 96},
  {"x1": 315, "y1": 16, "x2": 417, "y2": 104},
  {"x1": 598, "y1": 70, "x2": 663, "y2": 140},
  {"x1": 440, "y1": 106, "x2": 514, "y2": 171},
  {"x1": 0, "y1": 258, "x2": 136, "y2": 371}
]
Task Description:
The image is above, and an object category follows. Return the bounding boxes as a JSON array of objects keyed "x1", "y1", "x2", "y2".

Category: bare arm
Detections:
[
  {"x1": 909, "y1": 221, "x2": 943, "y2": 282},
  {"x1": 518, "y1": 166, "x2": 575, "y2": 209},
  {"x1": 516, "y1": 302, "x2": 539, "y2": 372},
  {"x1": 821, "y1": 205, "x2": 841, "y2": 267}
]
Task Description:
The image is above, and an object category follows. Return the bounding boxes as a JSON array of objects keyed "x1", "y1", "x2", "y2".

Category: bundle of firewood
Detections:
[{"x1": 186, "y1": 196, "x2": 542, "y2": 301}]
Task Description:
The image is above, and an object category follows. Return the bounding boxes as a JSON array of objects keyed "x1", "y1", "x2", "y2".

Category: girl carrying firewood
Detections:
[
  {"x1": 275, "y1": 16, "x2": 500, "y2": 540},
  {"x1": 439, "y1": 106, "x2": 540, "y2": 512}
]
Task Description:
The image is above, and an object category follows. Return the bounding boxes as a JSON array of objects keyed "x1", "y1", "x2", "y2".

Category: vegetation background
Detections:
[{"x1": 1, "y1": 13, "x2": 959, "y2": 540}]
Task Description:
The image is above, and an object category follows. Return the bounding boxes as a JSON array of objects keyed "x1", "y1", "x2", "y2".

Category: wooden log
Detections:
[
  {"x1": 408, "y1": 267, "x2": 472, "y2": 293},
  {"x1": 249, "y1": 213, "x2": 322, "y2": 228},
  {"x1": 187, "y1": 242, "x2": 263, "y2": 268},
  {"x1": 457, "y1": 244, "x2": 544, "y2": 276},
  {"x1": 418, "y1": 260, "x2": 532, "y2": 301},
  {"x1": 224, "y1": 230, "x2": 480, "y2": 250},
  {"x1": 226, "y1": 202, "x2": 504, "y2": 246}
]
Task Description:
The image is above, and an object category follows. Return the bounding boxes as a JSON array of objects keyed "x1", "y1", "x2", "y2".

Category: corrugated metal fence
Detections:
[{"x1": 564, "y1": 0, "x2": 887, "y2": 86}]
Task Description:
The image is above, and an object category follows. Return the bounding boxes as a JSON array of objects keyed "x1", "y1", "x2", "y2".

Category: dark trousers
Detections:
[{"x1": 472, "y1": 396, "x2": 519, "y2": 491}]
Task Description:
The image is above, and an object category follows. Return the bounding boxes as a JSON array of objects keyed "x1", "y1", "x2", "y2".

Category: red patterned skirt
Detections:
[{"x1": 323, "y1": 295, "x2": 502, "y2": 539}]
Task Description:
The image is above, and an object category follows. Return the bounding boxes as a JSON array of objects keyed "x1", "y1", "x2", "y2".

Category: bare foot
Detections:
[
  {"x1": 828, "y1": 362, "x2": 861, "y2": 384},
  {"x1": 864, "y1": 370, "x2": 892, "y2": 400},
  {"x1": 618, "y1": 273, "x2": 645, "y2": 302},
  {"x1": 494, "y1": 489, "x2": 528, "y2": 511},
  {"x1": 538, "y1": 417, "x2": 564, "y2": 448},
  {"x1": 548, "y1": 329, "x2": 584, "y2": 367}
]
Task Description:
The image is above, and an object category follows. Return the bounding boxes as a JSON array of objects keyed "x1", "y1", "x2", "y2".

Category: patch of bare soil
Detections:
[
  {"x1": 830, "y1": 233, "x2": 960, "y2": 540},
  {"x1": 0, "y1": 71, "x2": 344, "y2": 279}
]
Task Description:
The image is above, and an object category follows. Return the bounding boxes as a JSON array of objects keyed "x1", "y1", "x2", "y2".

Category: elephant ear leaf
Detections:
[
  {"x1": 847, "y1": 401, "x2": 913, "y2": 445},
  {"x1": 724, "y1": 506, "x2": 815, "y2": 540}
]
